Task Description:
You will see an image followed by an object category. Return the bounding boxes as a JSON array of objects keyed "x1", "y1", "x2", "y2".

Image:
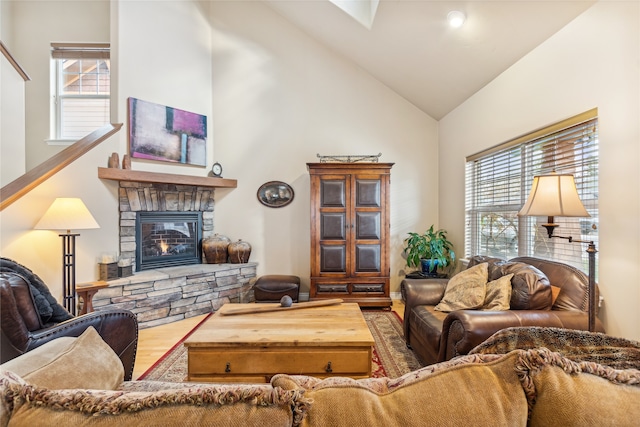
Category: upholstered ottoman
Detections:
[{"x1": 253, "y1": 275, "x2": 300, "y2": 303}]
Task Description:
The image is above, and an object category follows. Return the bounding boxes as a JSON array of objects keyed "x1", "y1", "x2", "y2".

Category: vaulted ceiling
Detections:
[{"x1": 263, "y1": 0, "x2": 596, "y2": 119}]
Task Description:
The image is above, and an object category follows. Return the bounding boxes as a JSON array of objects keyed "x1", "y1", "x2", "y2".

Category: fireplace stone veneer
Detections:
[
  {"x1": 117, "y1": 181, "x2": 215, "y2": 269},
  {"x1": 93, "y1": 263, "x2": 257, "y2": 329}
]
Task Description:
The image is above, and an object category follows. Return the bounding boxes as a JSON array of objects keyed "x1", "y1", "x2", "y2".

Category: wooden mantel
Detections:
[{"x1": 98, "y1": 167, "x2": 237, "y2": 188}]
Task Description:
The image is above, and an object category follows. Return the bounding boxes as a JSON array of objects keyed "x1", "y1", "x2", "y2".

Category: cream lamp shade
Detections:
[
  {"x1": 34, "y1": 198, "x2": 100, "y2": 233},
  {"x1": 517, "y1": 173, "x2": 590, "y2": 218}
]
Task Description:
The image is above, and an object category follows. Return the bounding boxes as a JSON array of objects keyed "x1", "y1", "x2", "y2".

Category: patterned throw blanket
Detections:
[{"x1": 469, "y1": 326, "x2": 640, "y2": 370}]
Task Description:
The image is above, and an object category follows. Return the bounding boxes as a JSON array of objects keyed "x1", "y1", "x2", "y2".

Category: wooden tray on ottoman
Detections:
[{"x1": 183, "y1": 302, "x2": 374, "y2": 383}]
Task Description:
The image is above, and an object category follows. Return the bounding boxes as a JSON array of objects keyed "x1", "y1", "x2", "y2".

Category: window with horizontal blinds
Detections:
[
  {"x1": 465, "y1": 111, "x2": 599, "y2": 275},
  {"x1": 50, "y1": 43, "x2": 110, "y2": 141}
]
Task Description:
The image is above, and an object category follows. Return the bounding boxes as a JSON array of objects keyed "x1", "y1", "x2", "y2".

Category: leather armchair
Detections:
[
  {"x1": 1, "y1": 259, "x2": 138, "y2": 381},
  {"x1": 403, "y1": 256, "x2": 605, "y2": 365}
]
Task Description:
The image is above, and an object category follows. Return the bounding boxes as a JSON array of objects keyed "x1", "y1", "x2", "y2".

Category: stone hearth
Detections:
[{"x1": 94, "y1": 263, "x2": 257, "y2": 329}]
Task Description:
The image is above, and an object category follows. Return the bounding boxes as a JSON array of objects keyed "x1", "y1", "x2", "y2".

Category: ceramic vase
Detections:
[
  {"x1": 202, "y1": 234, "x2": 231, "y2": 264},
  {"x1": 228, "y1": 239, "x2": 251, "y2": 263}
]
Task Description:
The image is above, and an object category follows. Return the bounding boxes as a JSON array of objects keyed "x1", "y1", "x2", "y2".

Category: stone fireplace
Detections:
[
  {"x1": 91, "y1": 177, "x2": 256, "y2": 328},
  {"x1": 117, "y1": 181, "x2": 215, "y2": 268}
]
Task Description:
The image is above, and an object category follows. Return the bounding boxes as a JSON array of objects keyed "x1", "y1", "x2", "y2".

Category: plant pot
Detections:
[{"x1": 420, "y1": 259, "x2": 440, "y2": 277}]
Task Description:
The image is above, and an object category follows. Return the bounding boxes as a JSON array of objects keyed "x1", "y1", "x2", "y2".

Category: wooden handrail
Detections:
[
  {"x1": 1, "y1": 123, "x2": 122, "y2": 211},
  {"x1": 0, "y1": 41, "x2": 30, "y2": 81}
]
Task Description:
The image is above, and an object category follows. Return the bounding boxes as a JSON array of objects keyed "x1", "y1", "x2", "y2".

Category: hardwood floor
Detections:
[{"x1": 133, "y1": 299, "x2": 406, "y2": 380}]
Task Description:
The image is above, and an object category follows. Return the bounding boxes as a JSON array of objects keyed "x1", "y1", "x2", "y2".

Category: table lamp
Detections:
[
  {"x1": 517, "y1": 172, "x2": 598, "y2": 331},
  {"x1": 34, "y1": 198, "x2": 100, "y2": 315}
]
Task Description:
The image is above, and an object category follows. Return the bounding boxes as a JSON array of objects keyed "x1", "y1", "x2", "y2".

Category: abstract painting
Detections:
[{"x1": 128, "y1": 97, "x2": 207, "y2": 166}]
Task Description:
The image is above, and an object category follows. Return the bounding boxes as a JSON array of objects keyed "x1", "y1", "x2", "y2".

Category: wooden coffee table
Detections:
[{"x1": 183, "y1": 302, "x2": 374, "y2": 383}]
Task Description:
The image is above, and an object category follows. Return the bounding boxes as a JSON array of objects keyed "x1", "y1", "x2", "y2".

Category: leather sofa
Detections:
[
  {"x1": 402, "y1": 255, "x2": 605, "y2": 365},
  {"x1": 0, "y1": 257, "x2": 139, "y2": 380}
]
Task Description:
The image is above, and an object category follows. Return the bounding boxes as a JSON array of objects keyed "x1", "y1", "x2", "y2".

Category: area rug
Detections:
[{"x1": 138, "y1": 310, "x2": 423, "y2": 381}]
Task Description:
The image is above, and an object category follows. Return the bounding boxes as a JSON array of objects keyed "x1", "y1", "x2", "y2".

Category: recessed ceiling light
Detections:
[{"x1": 447, "y1": 11, "x2": 466, "y2": 28}]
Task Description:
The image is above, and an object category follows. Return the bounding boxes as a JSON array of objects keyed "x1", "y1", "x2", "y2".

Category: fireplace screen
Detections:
[{"x1": 136, "y1": 212, "x2": 202, "y2": 271}]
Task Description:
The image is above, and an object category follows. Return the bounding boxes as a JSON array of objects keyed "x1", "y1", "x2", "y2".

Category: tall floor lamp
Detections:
[
  {"x1": 35, "y1": 198, "x2": 100, "y2": 316},
  {"x1": 517, "y1": 172, "x2": 598, "y2": 332}
]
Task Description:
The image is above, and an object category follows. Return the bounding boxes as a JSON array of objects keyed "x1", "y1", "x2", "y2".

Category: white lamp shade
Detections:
[
  {"x1": 34, "y1": 198, "x2": 100, "y2": 232},
  {"x1": 518, "y1": 173, "x2": 590, "y2": 218}
]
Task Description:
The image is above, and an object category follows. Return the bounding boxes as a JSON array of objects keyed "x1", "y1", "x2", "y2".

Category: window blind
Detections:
[
  {"x1": 51, "y1": 43, "x2": 110, "y2": 60},
  {"x1": 465, "y1": 111, "x2": 599, "y2": 274}
]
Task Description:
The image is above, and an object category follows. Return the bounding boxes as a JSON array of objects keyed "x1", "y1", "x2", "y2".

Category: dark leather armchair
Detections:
[
  {"x1": 1, "y1": 258, "x2": 138, "y2": 381},
  {"x1": 403, "y1": 256, "x2": 605, "y2": 366}
]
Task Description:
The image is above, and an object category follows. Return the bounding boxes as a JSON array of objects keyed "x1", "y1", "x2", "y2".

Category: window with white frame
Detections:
[
  {"x1": 50, "y1": 43, "x2": 110, "y2": 142},
  {"x1": 465, "y1": 110, "x2": 599, "y2": 274}
]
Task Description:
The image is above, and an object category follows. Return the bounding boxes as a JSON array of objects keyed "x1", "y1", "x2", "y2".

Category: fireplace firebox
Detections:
[{"x1": 135, "y1": 212, "x2": 202, "y2": 271}]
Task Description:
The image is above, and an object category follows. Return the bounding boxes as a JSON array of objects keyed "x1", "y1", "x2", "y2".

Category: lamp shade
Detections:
[
  {"x1": 518, "y1": 173, "x2": 590, "y2": 218},
  {"x1": 34, "y1": 198, "x2": 100, "y2": 232}
]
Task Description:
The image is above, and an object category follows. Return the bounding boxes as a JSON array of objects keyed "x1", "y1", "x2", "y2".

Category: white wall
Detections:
[
  {"x1": 1, "y1": 0, "x2": 26, "y2": 184},
  {"x1": 1, "y1": 0, "x2": 438, "y2": 301},
  {"x1": 439, "y1": 1, "x2": 640, "y2": 340},
  {"x1": 8, "y1": 0, "x2": 110, "y2": 171},
  {"x1": 1, "y1": 52, "x2": 27, "y2": 184},
  {"x1": 207, "y1": 1, "x2": 438, "y2": 296}
]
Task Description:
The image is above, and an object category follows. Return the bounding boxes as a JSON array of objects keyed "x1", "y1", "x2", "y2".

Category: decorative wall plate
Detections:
[{"x1": 257, "y1": 181, "x2": 294, "y2": 208}]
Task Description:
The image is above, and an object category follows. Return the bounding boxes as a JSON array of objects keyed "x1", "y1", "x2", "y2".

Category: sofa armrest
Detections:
[
  {"x1": 439, "y1": 310, "x2": 605, "y2": 362},
  {"x1": 402, "y1": 278, "x2": 448, "y2": 341},
  {"x1": 27, "y1": 309, "x2": 139, "y2": 381}
]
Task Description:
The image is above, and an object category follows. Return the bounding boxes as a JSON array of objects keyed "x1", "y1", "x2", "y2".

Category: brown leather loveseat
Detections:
[
  {"x1": 0, "y1": 257, "x2": 139, "y2": 380},
  {"x1": 402, "y1": 255, "x2": 605, "y2": 365}
]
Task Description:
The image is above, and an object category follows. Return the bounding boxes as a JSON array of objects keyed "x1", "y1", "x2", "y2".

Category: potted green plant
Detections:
[{"x1": 404, "y1": 225, "x2": 456, "y2": 277}]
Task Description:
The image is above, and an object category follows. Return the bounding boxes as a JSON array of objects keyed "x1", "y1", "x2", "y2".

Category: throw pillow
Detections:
[
  {"x1": 0, "y1": 326, "x2": 124, "y2": 390},
  {"x1": 482, "y1": 273, "x2": 514, "y2": 310},
  {"x1": 435, "y1": 263, "x2": 488, "y2": 312},
  {"x1": 494, "y1": 262, "x2": 552, "y2": 310}
]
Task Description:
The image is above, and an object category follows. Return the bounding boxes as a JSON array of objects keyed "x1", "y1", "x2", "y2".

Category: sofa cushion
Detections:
[
  {"x1": 0, "y1": 257, "x2": 72, "y2": 325},
  {"x1": 0, "y1": 371, "x2": 308, "y2": 427},
  {"x1": 1, "y1": 273, "x2": 42, "y2": 330},
  {"x1": 435, "y1": 263, "x2": 488, "y2": 312},
  {"x1": 0, "y1": 326, "x2": 123, "y2": 390},
  {"x1": 482, "y1": 273, "x2": 513, "y2": 310},
  {"x1": 516, "y1": 348, "x2": 640, "y2": 425},
  {"x1": 494, "y1": 262, "x2": 552, "y2": 310},
  {"x1": 272, "y1": 351, "x2": 528, "y2": 426}
]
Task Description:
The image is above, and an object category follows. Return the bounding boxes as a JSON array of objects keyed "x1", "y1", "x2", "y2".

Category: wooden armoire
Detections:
[{"x1": 307, "y1": 162, "x2": 393, "y2": 308}]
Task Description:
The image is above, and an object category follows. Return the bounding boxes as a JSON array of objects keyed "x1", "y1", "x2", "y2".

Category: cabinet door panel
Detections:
[
  {"x1": 320, "y1": 180, "x2": 346, "y2": 207},
  {"x1": 321, "y1": 213, "x2": 346, "y2": 240},
  {"x1": 355, "y1": 244, "x2": 381, "y2": 272},
  {"x1": 355, "y1": 180, "x2": 381, "y2": 207},
  {"x1": 320, "y1": 245, "x2": 346, "y2": 272},
  {"x1": 355, "y1": 211, "x2": 380, "y2": 240}
]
